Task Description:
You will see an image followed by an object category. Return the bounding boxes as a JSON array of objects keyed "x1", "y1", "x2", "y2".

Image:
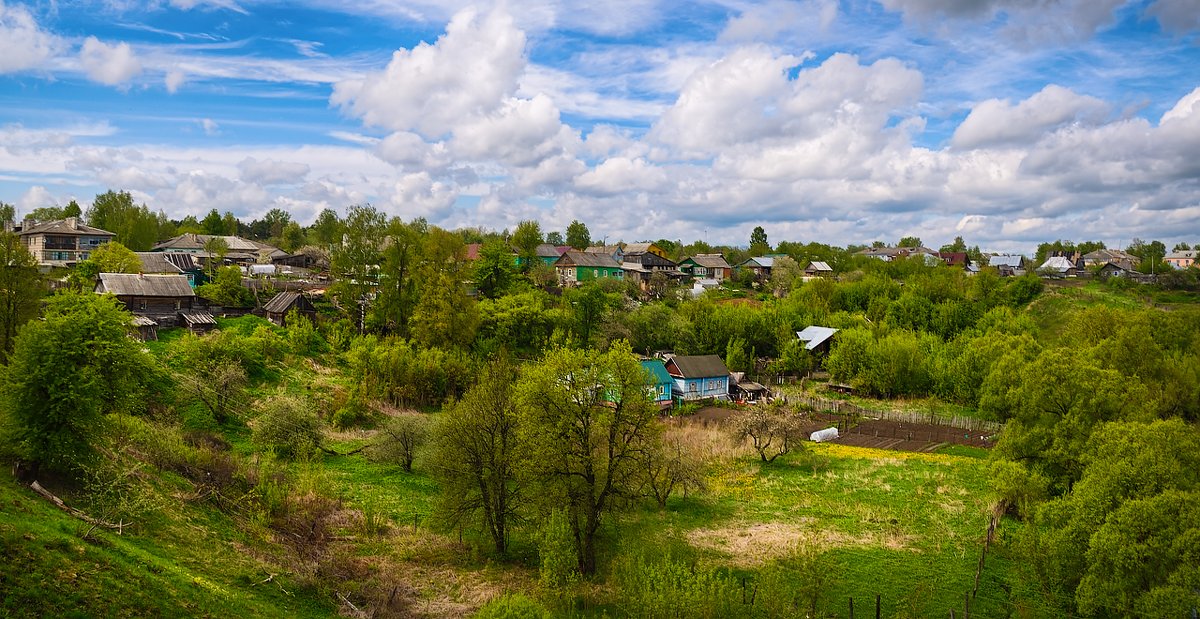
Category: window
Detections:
[
  {"x1": 688, "y1": 382, "x2": 698, "y2": 393},
  {"x1": 138, "y1": 300, "x2": 147, "y2": 310},
  {"x1": 593, "y1": 269, "x2": 599, "y2": 277}
]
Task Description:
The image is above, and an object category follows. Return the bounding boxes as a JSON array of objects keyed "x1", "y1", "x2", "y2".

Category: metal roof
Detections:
[
  {"x1": 263, "y1": 291, "x2": 311, "y2": 314},
  {"x1": 96, "y1": 273, "x2": 195, "y2": 297},
  {"x1": 665, "y1": 354, "x2": 730, "y2": 378},
  {"x1": 180, "y1": 311, "x2": 217, "y2": 326},
  {"x1": 556, "y1": 250, "x2": 621, "y2": 269},
  {"x1": 806, "y1": 261, "x2": 833, "y2": 272},
  {"x1": 1039, "y1": 256, "x2": 1076, "y2": 272},
  {"x1": 989, "y1": 255, "x2": 1025, "y2": 268},
  {"x1": 796, "y1": 326, "x2": 839, "y2": 350},
  {"x1": 640, "y1": 359, "x2": 673, "y2": 385},
  {"x1": 683, "y1": 254, "x2": 730, "y2": 269},
  {"x1": 19, "y1": 218, "x2": 115, "y2": 237}
]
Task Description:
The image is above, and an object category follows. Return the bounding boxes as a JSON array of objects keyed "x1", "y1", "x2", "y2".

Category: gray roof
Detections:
[
  {"x1": 153, "y1": 233, "x2": 278, "y2": 254},
  {"x1": 989, "y1": 254, "x2": 1025, "y2": 268},
  {"x1": 535, "y1": 243, "x2": 562, "y2": 258},
  {"x1": 796, "y1": 326, "x2": 839, "y2": 350},
  {"x1": 1039, "y1": 256, "x2": 1076, "y2": 272},
  {"x1": 684, "y1": 254, "x2": 730, "y2": 269},
  {"x1": 556, "y1": 250, "x2": 621, "y2": 269},
  {"x1": 1166, "y1": 250, "x2": 1199, "y2": 259},
  {"x1": 263, "y1": 291, "x2": 313, "y2": 314},
  {"x1": 806, "y1": 261, "x2": 833, "y2": 272},
  {"x1": 96, "y1": 273, "x2": 195, "y2": 297},
  {"x1": 131, "y1": 316, "x2": 158, "y2": 327},
  {"x1": 739, "y1": 256, "x2": 775, "y2": 268},
  {"x1": 135, "y1": 252, "x2": 196, "y2": 274},
  {"x1": 666, "y1": 354, "x2": 730, "y2": 378},
  {"x1": 180, "y1": 311, "x2": 217, "y2": 326},
  {"x1": 19, "y1": 218, "x2": 115, "y2": 238}
]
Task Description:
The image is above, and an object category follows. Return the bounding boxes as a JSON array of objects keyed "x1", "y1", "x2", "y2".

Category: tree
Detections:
[
  {"x1": 897, "y1": 236, "x2": 922, "y2": 248},
  {"x1": 63, "y1": 200, "x2": 83, "y2": 219},
  {"x1": 251, "y1": 395, "x2": 323, "y2": 460},
  {"x1": 430, "y1": 356, "x2": 525, "y2": 553},
  {"x1": 939, "y1": 236, "x2": 967, "y2": 253},
  {"x1": 203, "y1": 236, "x2": 229, "y2": 279},
  {"x1": 0, "y1": 232, "x2": 41, "y2": 362},
  {"x1": 565, "y1": 282, "x2": 619, "y2": 348},
  {"x1": 280, "y1": 221, "x2": 306, "y2": 252},
  {"x1": 221, "y1": 211, "x2": 239, "y2": 236},
  {"x1": 86, "y1": 191, "x2": 160, "y2": 250},
  {"x1": 546, "y1": 231, "x2": 564, "y2": 245},
  {"x1": 1173, "y1": 242, "x2": 1191, "y2": 252},
  {"x1": 370, "y1": 216, "x2": 420, "y2": 335},
  {"x1": 310, "y1": 208, "x2": 343, "y2": 247},
  {"x1": 201, "y1": 209, "x2": 224, "y2": 236},
  {"x1": 566, "y1": 220, "x2": 591, "y2": 250},
  {"x1": 87, "y1": 241, "x2": 141, "y2": 273},
  {"x1": 638, "y1": 427, "x2": 705, "y2": 509},
  {"x1": 749, "y1": 226, "x2": 769, "y2": 256},
  {"x1": 195, "y1": 265, "x2": 252, "y2": 307},
  {"x1": 511, "y1": 220, "x2": 543, "y2": 272},
  {"x1": 370, "y1": 415, "x2": 430, "y2": 473},
  {"x1": 474, "y1": 241, "x2": 515, "y2": 299},
  {"x1": 0, "y1": 202, "x2": 14, "y2": 224},
  {"x1": 733, "y1": 405, "x2": 807, "y2": 463},
  {"x1": 330, "y1": 205, "x2": 385, "y2": 320},
  {"x1": 1, "y1": 292, "x2": 151, "y2": 475},
  {"x1": 26, "y1": 206, "x2": 66, "y2": 221},
  {"x1": 516, "y1": 342, "x2": 661, "y2": 575}
]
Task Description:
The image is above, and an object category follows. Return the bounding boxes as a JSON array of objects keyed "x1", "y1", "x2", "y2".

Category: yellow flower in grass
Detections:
[{"x1": 817, "y1": 443, "x2": 965, "y2": 464}]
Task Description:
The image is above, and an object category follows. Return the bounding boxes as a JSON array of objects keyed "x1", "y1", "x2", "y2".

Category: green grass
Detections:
[
  {"x1": 0, "y1": 474, "x2": 333, "y2": 618},
  {"x1": 320, "y1": 452, "x2": 438, "y2": 527}
]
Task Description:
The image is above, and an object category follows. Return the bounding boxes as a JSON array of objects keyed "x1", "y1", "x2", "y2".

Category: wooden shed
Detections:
[{"x1": 263, "y1": 291, "x2": 317, "y2": 326}]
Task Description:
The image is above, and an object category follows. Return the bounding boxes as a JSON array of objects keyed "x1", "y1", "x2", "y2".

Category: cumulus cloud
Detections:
[
  {"x1": 201, "y1": 118, "x2": 219, "y2": 135},
  {"x1": 165, "y1": 70, "x2": 186, "y2": 93},
  {"x1": 719, "y1": 0, "x2": 838, "y2": 42},
  {"x1": 574, "y1": 157, "x2": 668, "y2": 196},
  {"x1": 0, "y1": 2, "x2": 59, "y2": 73},
  {"x1": 237, "y1": 157, "x2": 311, "y2": 185},
  {"x1": 79, "y1": 36, "x2": 143, "y2": 85},
  {"x1": 1145, "y1": 0, "x2": 1200, "y2": 34},
  {"x1": 952, "y1": 85, "x2": 1109, "y2": 149},
  {"x1": 17, "y1": 185, "x2": 56, "y2": 213},
  {"x1": 451, "y1": 95, "x2": 574, "y2": 167},
  {"x1": 381, "y1": 172, "x2": 457, "y2": 220},
  {"x1": 331, "y1": 8, "x2": 526, "y2": 138}
]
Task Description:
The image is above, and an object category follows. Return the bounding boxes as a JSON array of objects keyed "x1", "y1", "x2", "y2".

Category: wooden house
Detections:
[
  {"x1": 663, "y1": 354, "x2": 730, "y2": 402},
  {"x1": 152, "y1": 233, "x2": 284, "y2": 265},
  {"x1": 96, "y1": 272, "x2": 215, "y2": 332},
  {"x1": 641, "y1": 359, "x2": 674, "y2": 410},
  {"x1": 535, "y1": 243, "x2": 565, "y2": 265},
  {"x1": 621, "y1": 246, "x2": 681, "y2": 290},
  {"x1": 735, "y1": 256, "x2": 776, "y2": 280},
  {"x1": 679, "y1": 254, "x2": 731, "y2": 281},
  {"x1": 938, "y1": 252, "x2": 969, "y2": 268},
  {"x1": 584, "y1": 245, "x2": 624, "y2": 263},
  {"x1": 989, "y1": 255, "x2": 1026, "y2": 277},
  {"x1": 802, "y1": 261, "x2": 833, "y2": 277},
  {"x1": 18, "y1": 217, "x2": 116, "y2": 268},
  {"x1": 730, "y1": 372, "x2": 770, "y2": 403},
  {"x1": 135, "y1": 252, "x2": 205, "y2": 286},
  {"x1": 263, "y1": 291, "x2": 317, "y2": 326},
  {"x1": 554, "y1": 251, "x2": 624, "y2": 286}
]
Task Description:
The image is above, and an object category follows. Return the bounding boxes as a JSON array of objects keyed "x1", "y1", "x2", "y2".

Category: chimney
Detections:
[
  {"x1": 138, "y1": 271, "x2": 144, "y2": 279},
  {"x1": 65, "y1": 216, "x2": 78, "y2": 230}
]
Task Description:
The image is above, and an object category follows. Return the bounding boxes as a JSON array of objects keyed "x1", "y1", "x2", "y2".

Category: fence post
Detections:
[
  {"x1": 876, "y1": 594, "x2": 881, "y2": 619},
  {"x1": 849, "y1": 597, "x2": 854, "y2": 619},
  {"x1": 964, "y1": 591, "x2": 970, "y2": 619}
]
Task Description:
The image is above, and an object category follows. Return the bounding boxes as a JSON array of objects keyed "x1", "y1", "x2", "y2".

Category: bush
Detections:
[
  {"x1": 473, "y1": 593, "x2": 551, "y2": 619},
  {"x1": 252, "y1": 395, "x2": 323, "y2": 460},
  {"x1": 537, "y1": 509, "x2": 579, "y2": 591},
  {"x1": 366, "y1": 414, "x2": 430, "y2": 472},
  {"x1": 329, "y1": 396, "x2": 376, "y2": 430}
]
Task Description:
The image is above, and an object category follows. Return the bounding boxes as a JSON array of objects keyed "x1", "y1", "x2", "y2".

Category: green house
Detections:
[
  {"x1": 641, "y1": 359, "x2": 674, "y2": 409},
  {"x1": 554, "y1": 250, "x2": 624, "y2": 286}
]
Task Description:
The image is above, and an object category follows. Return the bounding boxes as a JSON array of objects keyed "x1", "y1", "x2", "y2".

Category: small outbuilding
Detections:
[
  {"x1": 263, "y1": 291, "x2": 317, "y2": 326},
  {"x1": 796, "y1": 326, "x2": 839, "y2": 357}
]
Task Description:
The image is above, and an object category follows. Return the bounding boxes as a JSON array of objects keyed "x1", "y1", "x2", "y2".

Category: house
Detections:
[
  {"x1": 1165, "y1": 250, "x2": 1198, "y2": 269},
  {"x1": 535, "y1": 243, "x2": 565, "y2": 266},
  {"x1": 1097, "y1": 262, "x2": 1133, "y2": 279},
  {"x1": 622, "y1": 242, "x2": 670, "y2": 260},
  {"x1": 95, "y1": 272, "x2": 214, "y2": 332},
  {"x1": 272, "y1": 246, "x2": 329, "y2": 272},
  {"x1": 135, "y1": 252, "x2": 205, "y2": 286},
  {"x1": 152, "y1": 233, "x2": 284, "y2": 265},
  {"x1": 989, "y1": 255, "x2": 1026, "y2": 277},
  {"x1": 802, "y1": 261, "x2": 833, "y2": 277},
  {"x1": 1082, "y1": 249, "x2": 1138, "y2": 271},
  {"x1": 584, "y1": 245, "x2": 624, "y2": 263},
  {"x1": 730, "y1": 372, "x2": 770, "y2": 403},
  {"x1": 855, "y1": 246, "x2": 938, "y2": 262},
  {"x1": 553, "y1": 251, "x2": 624, "y2": 286},
  {"x1": 736, "y1": 256, "x2": 776, "y2": 280},
  {"x1": 679, "y1": 254, "x2": 731, "y2": 281},
  {"x1": 1039, "y1": 255, "x2": 1080, "y2": 277},
  {"x1": 18, "y1": 217, "x2": 116, "y2": 268},
  {"x1": 641, "y1": 359, "x2": 674, "y2": 410},
  {"x1": 938, "y1": 252, "x2": 969, "y2": 268},
  {"x1": 621, "y1": 246, "x2": 681, "y2": 290},
  {"x1": 797, "y1": 326, "x2": 839, "y2": 357},
  {"x1": 663, "y1": 354, "x2": 730, "y2": 402},
  {"x1": 263, "y1": 291, "x2": 317, "y2": 326}
]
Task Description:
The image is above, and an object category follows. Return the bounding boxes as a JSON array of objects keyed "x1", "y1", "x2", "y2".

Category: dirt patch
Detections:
[{"x1": 687, "y1": 521, "x2": 917, "y2": 567}]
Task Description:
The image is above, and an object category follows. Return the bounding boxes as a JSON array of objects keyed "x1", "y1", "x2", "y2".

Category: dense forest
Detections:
[{"x1": 1, "y1": 198, "x2": 1199, "y2": 618}]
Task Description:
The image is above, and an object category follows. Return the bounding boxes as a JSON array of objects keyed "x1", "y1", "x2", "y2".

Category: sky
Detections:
[{"x1": 1, "y1": 0, "x2": 1198, "y2": 253}]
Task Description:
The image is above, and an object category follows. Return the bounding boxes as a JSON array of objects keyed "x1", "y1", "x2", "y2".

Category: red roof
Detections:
[{"x1": 464, "y1": 243, "x2": 481, "y2": 260}]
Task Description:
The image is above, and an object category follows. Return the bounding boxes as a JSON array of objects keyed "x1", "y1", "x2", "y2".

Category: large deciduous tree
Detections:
[
  {"x1": 510, "y1": 220, "x2": 543, "y2": 272},
  {"x1": 1, "y1": 292, "x2": 153, "y2": 475},
  {"x1": 86, "y1": 190, "x2": 165, "y2": 250},
  {"x1": 0, "y1": 232, "x2": 41, "y2": 362},
  {"x1": 430, "y1": 355, "x2": 525, "y2": 553},
  {"x1": 515, "y1": 342, "x2": 660, "y2": 575},
  {"x1": 749, "y1": 225, "x2": 769, "y2": 256},
  {"x1": 565, "y1": 220, "x2": 591, "y2": 250}
]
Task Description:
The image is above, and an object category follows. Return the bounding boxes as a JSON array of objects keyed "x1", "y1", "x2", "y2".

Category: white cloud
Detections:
[
  {"x1": 165, "y1": 69, "x2": 186, "y2": 93},
  {"x1": 380, "y1": 171, "x2": 457, "y2": 220},
  {"x1": 237, "y1": 157, "x2": 311, "y2": 185},
  {"x1": 200, "y1": 118, "x2": 219, "y2": 135},
  {"x1": 574, "y1": 157, "x2": 668, "y2": 196},
  {"x1": 0, "y1": 1, "x2": 59, "y2": 73},
  {"x1": 952, "y1": 85, "x2": 1109, "y2": 149},
  {"x1": 79, "y1": 36, "x2": 143, "y2": 85},
  {"x1": 450, "y1": 94, "x2": 573, "y2": 167},
  {"x1": 330, "y1": 7, "x2": 526, "y2": 138},
  {"x1": 719, "y1": 0, "x2": 838, "y2": 43},
  {"x1": 17, "y1": 185, "x2": 56, "y2": 213},
  {"x1": 168, "y1": 0, "x2": 249, "y2": 14}
]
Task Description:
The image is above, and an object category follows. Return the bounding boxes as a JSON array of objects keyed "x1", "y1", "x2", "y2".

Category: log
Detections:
[{"x1": 30, "y1": 481, "x2": 127, "y2": 534}]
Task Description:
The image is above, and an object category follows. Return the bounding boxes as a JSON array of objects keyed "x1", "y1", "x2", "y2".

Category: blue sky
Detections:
[{"x1": 1, "y1": 0, "x2": 1198, "y2": 252}]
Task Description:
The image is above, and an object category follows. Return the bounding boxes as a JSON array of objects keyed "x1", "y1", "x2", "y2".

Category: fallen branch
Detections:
[
  {"x1": 337, "y1": 591, "x2": 367, "y2": 619},
  {"x1": 30, "y1": 481, "x2": 128, "y2": 535},
  {"x1": 319, "y1": 444, "x2": 368, "y2": 457}
]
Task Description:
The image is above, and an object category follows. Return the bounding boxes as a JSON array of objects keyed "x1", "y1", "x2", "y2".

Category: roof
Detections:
[
  {"x1": 736, "y1": 381, "x2": 768, "y2": 393},
  {"x1": 535, "y1": 243, "x2": 562, "y2": 258},
  {"x1": 989, "y1": 254, "x2": 1025, "y2": 268},
  {"x1": 96, "y1": 273, "x2": 195, "y2": 297},
  {"x1": 796, "y1": 326, "x2": 839, "y2": 350},
  {"x1": 180, "y1": 311, "x2": 217, "y2": 326},
  {"x1": 135, "y1": 252, "x2": 196, "y2": 273},
  {"x1": 19, "y1": 218, "x2": 115, "y2": 238},
  {"x1": 939, "y1": 252, "x2": 968, "y2": 266},
  {"x1": 1166, "y1": 250, "x2": 1199, "y2": 259},
  {"x1": 684, "y1": 254, "x2": 730, "y2": 269},
  {"x1": 1040, "y1": 256, "x2": 1076, "y2": 272},
  {"x1": 739, "y1": 256, "x2": 775, "y2": 268},
  {"x1": 640, "y1": 359, "x2": 673, "y2": 385},
  {"x1": 584, "y1": 245, "x2": 622, "y2": 256},
  {"x1": 555, "y1": 250, "x2": 621, "y2": 269},
  {"x1": 263, "y1": 291, "x2": 304, "y2": 314},
  {"x1": 152, "y1": 233, "x2": 275, "y2": 253},
  {"x1": 805, "y1": 261, "x2": 833, "y2": 272},
  {"x1": 665, "y1": 354, "x2": 730, "y2": 378},
  {"x1": 130, "y1": 316, "x2": 158, "y2": 327},
  {"x1": 1082, "y1": 249, "x2": 1137, "y2": 263},
  {"x1": 464, "y1": 243, "x2": 481, "y2": 260}
]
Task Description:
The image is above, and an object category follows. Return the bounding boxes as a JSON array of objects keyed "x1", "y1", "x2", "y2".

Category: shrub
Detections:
[
  {"x1": 366, "y1": 414, "x2": 430, "y2": 472},
  {"x1": 537, "y1": 509, "x2": 579, "y2": 591},
  {"x1": 252, "y1": 395, "x2": 323, "y2": 460},
  {"x1": 473, "y1": 593, "x2": 551, "y2": 619}
]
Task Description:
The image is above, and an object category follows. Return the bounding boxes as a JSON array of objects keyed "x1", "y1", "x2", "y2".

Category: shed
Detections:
[
  {"x1": 733, "y1": 380, "x2": 770, "y2": 403},
  {"x1": 263, "y1": 291, "x2": 318, "y2": 326},
  {"x1": 179, "y1": 311, "x2": 218, "y2": 334},
  {"x1": 802, "y1": 261, "x2": 833, "y2": 277},
  {"x1": 131, "y1": 315, "x2": 158, "y2": 341},
  {"x1": 796, "y1": 326, "x2": 839, "y2": 356}
]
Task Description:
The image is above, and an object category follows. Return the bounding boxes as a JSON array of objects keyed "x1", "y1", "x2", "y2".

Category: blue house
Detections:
[
  {"x1": 664, "y1": 355, "x2": 731, "y2": 402},
  {"x1": 641, "y1": 359, "x2": 674, "y2": 410}
]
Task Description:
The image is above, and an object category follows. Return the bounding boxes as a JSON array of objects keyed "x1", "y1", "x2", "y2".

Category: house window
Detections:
[
  {"x1": 688, "y1": 382, "x2": 698, "y2": 393},
  {"x1": 594, "y1": 269, "x2": 599, "y2": 277},
  {"x1": 175, "y1": 300, "x2": 181, "y2": 310},
  {"x1": 138, "y1": 300, "x2": 147, "y2": 310}
]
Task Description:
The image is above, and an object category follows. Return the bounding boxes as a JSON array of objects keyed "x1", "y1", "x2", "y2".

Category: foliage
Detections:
[
  {"x1": 473, "y1": 593, "x2": 551, "y2": 619},
  {"x1": 87, "y1": 241, "x2": 142, "y2": 273},
  {"x1": 474, "y1": 240, "x2": 516, "y2": 299},
  {"x1": 638, "y1": 426, "x2": 706, "y2": 508},
  {"x1": 0, "y1": 292, "x2": 154, "y2": 473},
  {"x1": 85, "y1": 190, "x2": 169, "y2": 251},
  {"x1": 195, "y1": 265, "x2": 253, "y2": 307},
  {"x1": 251, "y1": 395, "x2": 323, "y2": 460},
  {"x1": 749, "y1": 225, "x2": 769, "y2": 256},
  {"x1": 284, "y1": 309, "x2": 325, "y2": 356},
  {"x1": 429, "y1": 355, "x2": 524, "y2": 553},
  {"x1": 733, "y1": 405, "x2": 807, "y2": 463},
  {"x1": 511, "y1": 220, "x2": 543, "y2": 271},
  {"x1": 368, "y1": 414, "x2": 430, "y2": 473},
  {"x1": 565, "y1": 220, "x2": 590, "y2": 250},
  {"x1": 516, "y1": 342, "x2": 661, "y2": 575},
  {"x1": 536, "y1": 508, "x2": 579, "y2": 590},
  {"x1": 0, "y1": 231, "x2": 41, "y2": 362},
  {"x1": 345, "y1": 336, "x2": 474, "y2": 408}
]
